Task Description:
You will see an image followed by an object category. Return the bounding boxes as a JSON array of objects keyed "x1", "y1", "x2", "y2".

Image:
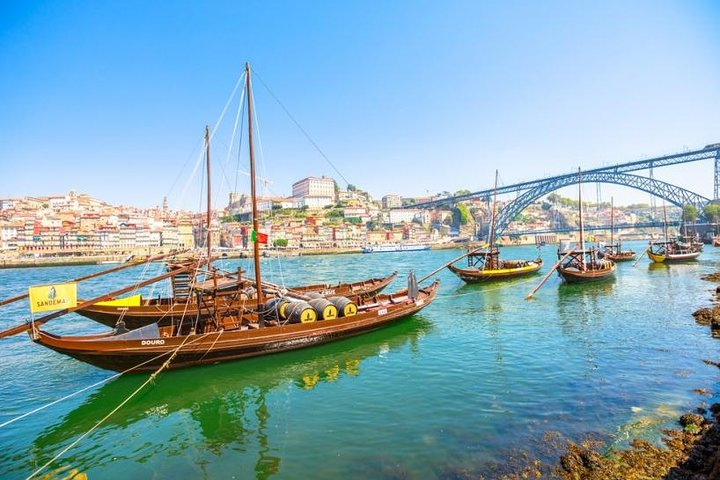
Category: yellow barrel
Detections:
[
  {"x1": 284, "y1": 301, "x2": 317, "y2": 323},
  {"x1": 328, "y1": 296, "x2": 357, "y2": 317},
  {"x1": 308, "y1": 298, "x2": 338, "y2": 320},
  {"x1": 265, "y1": 297, "x2": 290, "y2": 320}
]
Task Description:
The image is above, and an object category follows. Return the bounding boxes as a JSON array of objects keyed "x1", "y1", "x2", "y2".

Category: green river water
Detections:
[{"x1": 1, "y1": 242, "x2": 719, "y2": 479}]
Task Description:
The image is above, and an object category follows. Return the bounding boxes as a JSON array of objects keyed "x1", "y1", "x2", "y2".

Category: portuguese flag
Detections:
[{"x1": 251, "y1": 230, "x2": 268, "y2": 244}]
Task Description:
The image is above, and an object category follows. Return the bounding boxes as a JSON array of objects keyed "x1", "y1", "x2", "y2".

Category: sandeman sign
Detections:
[{"x1": 28, "y1": 283, "x2": 77, "y2": 313}]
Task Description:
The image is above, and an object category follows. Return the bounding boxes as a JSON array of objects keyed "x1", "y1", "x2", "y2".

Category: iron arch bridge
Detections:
[{"x1": 494, "y1": 172, "x2": 710, "y2": 236}]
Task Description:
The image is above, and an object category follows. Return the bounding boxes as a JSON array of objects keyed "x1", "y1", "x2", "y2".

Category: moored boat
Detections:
[
  {"x1": 31, "y1": 281, "x2": 439, "y2": 372},
  {"x1": 361, "y1": 243, "x2": 430, "y2": 253},
  {"x1": 598, "y1": 198, "x2": 635, "y2": 262},
  {"x1": 557, "y1": 169, "x2": 616, "y2": 283},
  {"x1": 647, "y1": 240, "x2": 701, "y2": 263},
  {"x1": 27, "y1": 63, "x2": 440, "y2": 372},
  {"x1": 75, "y1": 271, "x2": 399, "y2": 329},
  {"x1": 448, "y1": 250, "x2": 542, "y2": 283},
  {"x1": 646, "y1": 205, "x2": 701, "y2": 263},
  {"x1": 448, "y1": 170, "x2": 543, "y2": 283},
  {"x1": 557, "y1": 248, "x2": 616, "y2": 282}
]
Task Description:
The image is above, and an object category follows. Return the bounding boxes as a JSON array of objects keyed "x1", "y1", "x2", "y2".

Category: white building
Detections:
[
  {"x1": 387, "y1": 209, "x2": 429, "y2": 225},
  {"x1": 382, "y1": 194, "x2": 403, "y2": 209},
  {"x1": 292, "y1": 176, "x2": 336, "y2": 202}
]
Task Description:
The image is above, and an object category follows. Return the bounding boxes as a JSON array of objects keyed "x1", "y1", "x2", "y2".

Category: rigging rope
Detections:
[
  {"x1": 252, "y1": 69, "x2": 351, "y2": 187},
  {"x1": 25, "y1": 331, "x2": 209, "y2": 480}
]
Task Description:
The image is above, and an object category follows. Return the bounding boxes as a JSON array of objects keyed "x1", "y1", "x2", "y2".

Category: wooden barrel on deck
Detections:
[
  {"x1": 283, "y1": 301, "x2": 317, "y2": 323},
  {"x1": 328, "y1": 296, "x2": 357, "y2": 317},
  {"x1": 308, "y1": 298, "x2": 338, "y2": 320}
]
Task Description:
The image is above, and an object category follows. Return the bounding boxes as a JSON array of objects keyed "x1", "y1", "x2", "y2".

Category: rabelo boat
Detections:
[
  {"x1": 28, "y1": 64, "x2": 439, "y2": 371},
  {"x1": 557, "y1": 169, "x2": 616, "y2": 283},
  {"x1": 448, "y1": 171, "x2": 542, "y2": 283},
  {"x1": 599, "y1": 197, "x2": 635, "y2": 262}
]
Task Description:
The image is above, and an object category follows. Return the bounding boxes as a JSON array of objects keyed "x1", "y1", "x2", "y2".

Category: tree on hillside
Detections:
[
  {"x1": 453, "y1": 203, "x2": 470, "y2": 225},
  {"x1": 682, "y1": 205, "x2": 698, "y2": 223},
  {"x1": 704, "y1": 204, "x2": 720, "y2": 224}
]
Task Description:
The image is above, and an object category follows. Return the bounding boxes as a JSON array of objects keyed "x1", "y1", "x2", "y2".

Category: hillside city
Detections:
[{"x1": 0, "y1": 175, "x2": 682, "y2": 260}]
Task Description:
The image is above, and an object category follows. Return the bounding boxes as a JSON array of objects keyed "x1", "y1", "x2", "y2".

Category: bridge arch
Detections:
[{"x1": 494, "y1": 172, "x2": 710, "y2": 236}]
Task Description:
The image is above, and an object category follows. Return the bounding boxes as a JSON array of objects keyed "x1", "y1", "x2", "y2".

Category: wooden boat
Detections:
[
  {"x1": 448, "y1": 171, "x2": 543, "y2": 283},
  {"x1": 713, "y1": 235, "x2": 720, "y2": 247},
  {"x1": 28, "y1": 63, "x2": 440, "y2": 372},
  {"x1": 647, "y1": 240, "x2": 701, "y2": 263},
  {"x1": 31, "y1": 282, "x2": 439, "y2": 372},
  {"x1": 557, "y1": 248, "x2": 616, "y2": 282},
  {"x1": 646, "y1": 205, "x2": 701, "y2": 263},
  {"x1": 557, "y1": 169, "x2": 616, "y2": 283},
  {"x1": 448, "y1": 250, "x2": 542, "y2": 282},
  {"x1": 599, "y1": 197, "x2": 635, "y2": 262},
  {"x1": 75, "y1": 271, "x2": 398, "y2": 330}
]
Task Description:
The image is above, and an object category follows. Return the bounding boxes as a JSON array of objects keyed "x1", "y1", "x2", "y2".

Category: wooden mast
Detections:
[
  {"x1": 610, "y1": 196, "x2": 614, "y2": 248},
  {"x1": 487, "y1": 170, "x2": 499, "y2": 269},
  {"x1": 663, "y1": 203, "x2": 669, "y2": 243},
  {"x1": 246, "y1": 63, "x2": 265, "y2": 318},
  {"x1": 578, "y1": 168, "x2": 585, "y2": 270},
  {"x1": 205, "y1": 126, "x2": 212, "y2": 262}
]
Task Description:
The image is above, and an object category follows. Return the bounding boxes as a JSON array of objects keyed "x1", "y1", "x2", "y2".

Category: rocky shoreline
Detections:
[
  {"x1": 550, "y1": 273, "x2": 720, "y2": 480},
  {"x1": 467, "y1": 271, "x2": 720, "y2": 480}
]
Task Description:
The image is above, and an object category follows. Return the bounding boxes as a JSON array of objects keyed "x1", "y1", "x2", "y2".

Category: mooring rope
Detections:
[
  {"x1": 24, "y1": 332, "x2": 210, "y2": 480},
  {"x1": 1, "y1": 330, "x2": 215, "y2": 431}
]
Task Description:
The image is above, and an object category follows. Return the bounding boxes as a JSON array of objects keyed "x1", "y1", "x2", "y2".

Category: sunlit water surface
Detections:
[{"x1": 1, "y1": 243, "x2": 719, "y2": 479}]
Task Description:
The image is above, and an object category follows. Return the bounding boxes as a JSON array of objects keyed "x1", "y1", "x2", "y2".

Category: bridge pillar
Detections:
[{"x1": 715, "y1": 152, "x2": 720, "y2": 200}]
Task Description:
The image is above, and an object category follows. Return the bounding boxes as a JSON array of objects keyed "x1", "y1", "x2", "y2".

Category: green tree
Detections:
[
  {"x1": 326, "y1": 209, "x2": 344, "y2": 218},
  {"x1": 703, "y1": 203, "x2": 720, "y2": 223},
  {"x1": 682, "y1": 205, "x2": 698, "y2": 223},
  {"x1": 453, "y1": 202, "x2": 470, "y2": 225},
  {"x1": 454, "y1": 189, "x2": 471, "y2": 196},
  {"x1": 273, "y1": 238, "x2": 289, "y2": 247}
]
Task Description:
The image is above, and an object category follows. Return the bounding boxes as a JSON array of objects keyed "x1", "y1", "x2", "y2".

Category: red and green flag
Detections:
[{"x1": 251, "y1": 230, "x2": 268, "y2": 244}]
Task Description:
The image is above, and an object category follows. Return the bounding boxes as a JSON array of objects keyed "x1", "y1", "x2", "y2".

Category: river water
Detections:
[{"x1": 1, "y1": 243, "x2": 719, "y2": 479}]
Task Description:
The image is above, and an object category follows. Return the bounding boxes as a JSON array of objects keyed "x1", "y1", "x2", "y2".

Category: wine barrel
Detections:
[
  {"x1": 305, "y1": 292, "x2": 323, "y2": 299},
  {"x1": 307, "y1": 298, "x2": 338, "y2": 320},
  {"x1": 283, "y1": 301, "x2": 317, "y2": 323},
  {"x1": 328, "y1": 296, "x2": 357, "y2": 317},
  {"x1": 264, "y1": 297, "x2": 290, "y2": 320}
]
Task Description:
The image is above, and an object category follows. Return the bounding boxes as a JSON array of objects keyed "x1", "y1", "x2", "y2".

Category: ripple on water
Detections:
[{"x1": 0, "y1": 244, "x2": 719, "y2": 479}]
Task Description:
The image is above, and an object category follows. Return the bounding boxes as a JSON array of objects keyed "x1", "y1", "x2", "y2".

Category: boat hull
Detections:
[
  {"x1": 558, "y1": 264, "x2": 616, "y2": 283},
  {"x1": 448, "y1": 259, "x2": 542, "y2": 283},
  {"x1": 32, "y1": 282, "x2": 440, "y2": 372},
  {"x1": 647, "y1": 250, "x2": 701, "y2": 263},
  {"x1": 76, "y1": 272, "x2": 398, "y2": 330},
  {"x1": 604, "y1": 251, "x2": 635, "y2": 262}
]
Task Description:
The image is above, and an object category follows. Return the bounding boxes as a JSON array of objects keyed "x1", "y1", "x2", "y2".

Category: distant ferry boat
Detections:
[{"x1": 361, "y1": 243, "x2": 431, "y2": 254}]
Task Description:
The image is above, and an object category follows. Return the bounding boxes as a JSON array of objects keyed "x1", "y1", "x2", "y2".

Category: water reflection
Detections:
[{"x1": 14, "y1": 318, "x2": 432, "y2": 479}]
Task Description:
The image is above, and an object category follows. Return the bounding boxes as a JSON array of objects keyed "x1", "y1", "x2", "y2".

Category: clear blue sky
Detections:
[{"x1": 1, "y1": 1, "x2": 719, "y2": 210}]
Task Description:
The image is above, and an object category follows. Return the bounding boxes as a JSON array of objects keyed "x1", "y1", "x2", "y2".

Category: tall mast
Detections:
[
  {"x1": 663, "y1": 203, "x2": 669, "y2": 243},
  {"x1": 205, "y1": 126, "x2": 212, "y2": 262},
  {"x1": 246, "y1": 62, "x2": 264, "y2": 311},
  {"x1": 488, "y1": 170, "x2": 499, "y2": 257},
  {"x1": 610, "y1": 196, "x2": 614, "y2": 246},
  {"x1": 578, "y1": 168, "x2": 585, "y2": 269}
]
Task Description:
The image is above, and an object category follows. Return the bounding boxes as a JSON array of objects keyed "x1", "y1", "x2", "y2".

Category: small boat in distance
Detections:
[
  {"x1": 599, "y1": 197, "x2": 635, "y2": 262},
  {"x1": 361, "y1": 242, "x2": 430, "y2": 253},
  {"x1": 647, "y1": 205, "x2": 701, "y2": 263},
  {"x1": 647, "y1": 240, "x2": 701, "y2": 263},
  {"x1": 557, "y1": 169, "x2": 616, "y2": 283},
  {"x1": 448, "y1": 171, "x2": 542, "y2": 283}
]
